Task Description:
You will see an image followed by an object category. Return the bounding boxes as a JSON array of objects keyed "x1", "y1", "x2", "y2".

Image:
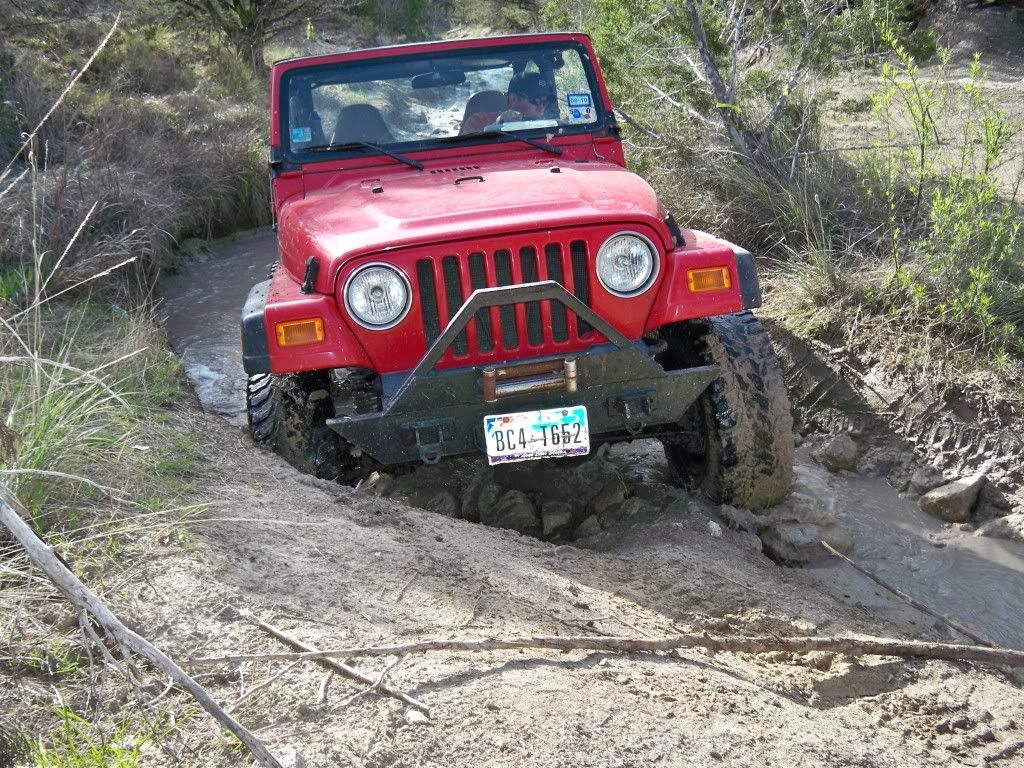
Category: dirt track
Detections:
[
  {"x1": 73, "y1": 408, "x2": 1018, "y2": 767},
  {"x1": 120, "y1": 231, "x2": 1024, "y2": 766}
]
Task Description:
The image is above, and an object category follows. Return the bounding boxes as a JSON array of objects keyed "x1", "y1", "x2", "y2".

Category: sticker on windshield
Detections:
[
  {"x1": 566, "y1": 93, "x2": 592, "y2": 108},
  {"x1": 568, "y1": 106, "x2": 593, "y2": 122},
  {"x1": 291, "y1": 126, "x2": 312, "y2": 144}
]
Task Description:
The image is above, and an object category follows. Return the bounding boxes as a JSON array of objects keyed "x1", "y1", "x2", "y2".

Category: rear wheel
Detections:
[
  {"x1": 246, "y1": 371, "x2": 358, "y2": 481},
  {"x1": 660, "y1": 312, "x2": 793, "y2": 510}
]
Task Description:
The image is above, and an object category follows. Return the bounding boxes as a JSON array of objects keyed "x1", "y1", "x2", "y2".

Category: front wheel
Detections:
[
  {"x1": 660, "y1": 313, "x2": 794, "y2": 510},
  {"x1": 246, "y1": 371, "x2": 356, "y2": 481}
]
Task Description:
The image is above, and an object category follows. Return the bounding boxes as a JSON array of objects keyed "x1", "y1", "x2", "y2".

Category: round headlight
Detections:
[
  {"x1": 344, "y1": 264, "x2": 411, "y2": 329},
  {"x1": 596, "y1": 233, "x2": 657, "y2": 296}
]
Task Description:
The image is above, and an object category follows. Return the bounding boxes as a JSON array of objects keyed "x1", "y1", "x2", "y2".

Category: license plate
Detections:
[{"x1": 483, "y1": 405, "x2": 590, "y2": 465}]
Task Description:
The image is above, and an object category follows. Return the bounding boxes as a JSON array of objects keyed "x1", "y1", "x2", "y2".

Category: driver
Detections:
[{"x1": 461, "y1": 72, "x2": 555, "y2": 134}]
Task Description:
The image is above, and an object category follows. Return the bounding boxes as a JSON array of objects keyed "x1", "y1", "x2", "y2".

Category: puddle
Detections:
[
  {"x1": 796, "y1": 448, "x2": 1024, "y2": 647},
  {"x1": 159, "y1": 229, "x2": 277, "y2": 425},
  {"x1": 160, "y1": 227, "x2": 1024, "y2": 649}
]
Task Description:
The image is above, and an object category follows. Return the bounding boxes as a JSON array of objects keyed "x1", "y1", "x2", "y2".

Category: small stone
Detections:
[
  {"x1": 474, "y1": 482, "x2": 503, "y2": 523},
  {"x1": 812, "y1": 433, "x2": 859, "y2": 472},
  {"x1": 587, "y1": 477, "x2": 628, "y2": 517},
  {"x1": 707, "y1": 520, "x2": 723, "y2": 538},
  {"x1": 919, "y1": 475, "x2": 986, "y2": 523},
  {"x1": 405, "y1": 709, "x2": 430, "y2": 726},
  {"x1": 759, "y1": 521, "x2": 852, "y2": 563},
  {"x1": 600, "y1": 497, "x2": 658, "y2": 528},
  {"x1": 276, "y1": 747, "x2": 306, "y2": 768},
  {"x1": 541, "y1": 501, "x2": 574, "y2": 539},
  {"x1": 856, "y1": 446, "x2": 903, "y2": 477},
  {"x1": 718, "y1": 504, "x2": 758, "y2": 533},
  {"x1": 632, "y1": 483, "x2": 685, "y2": 508},
  {"x1": 575, "y1": 515, "x2": 603, "y2": 539},
  {"x1": 908, "y1": 465, "x2": 945, "y2": 497},
  {"x1": 483, "y1": 489, "x2": 541, "y2": 536},
  {"x1": 459, "y1": 469, "x2": 493, "y2": 522}
]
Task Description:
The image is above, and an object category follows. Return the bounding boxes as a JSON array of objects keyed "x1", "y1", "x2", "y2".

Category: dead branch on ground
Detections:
[
  {"x1": 241, "y1": 611, "x2": 430, "y2": 714},
  {"x1": 185, "y1": 629, "x2": 1024, "y2": 670},
  {"x1": 820, "y1": 541, "x2": 995, "y2": 647},
  {"x1": 0, "y1": 486, "x2": 285, "y2": 768}
]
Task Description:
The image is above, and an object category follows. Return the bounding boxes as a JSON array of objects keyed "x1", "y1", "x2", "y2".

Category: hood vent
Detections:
[{"x1": 429, "y1": 165, "x2": 481, "y2": 175}]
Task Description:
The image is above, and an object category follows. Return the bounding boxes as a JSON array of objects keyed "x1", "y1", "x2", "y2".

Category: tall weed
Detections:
[{"x1": 869, "y1": 30, "x2": 1023, "y2": 356}]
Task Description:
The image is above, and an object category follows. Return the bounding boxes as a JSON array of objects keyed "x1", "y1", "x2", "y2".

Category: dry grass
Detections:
[{"x1": 0, "y1": 11, "x2": 268, "y2": 759}]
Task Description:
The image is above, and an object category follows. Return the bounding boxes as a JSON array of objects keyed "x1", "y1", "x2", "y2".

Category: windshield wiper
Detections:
[
  {"x1": 305, "y1": 141, "x2": 424, "y2": 170},
  {"x1": 437, "y1": 130, "x2": 562, "y2": 156}
]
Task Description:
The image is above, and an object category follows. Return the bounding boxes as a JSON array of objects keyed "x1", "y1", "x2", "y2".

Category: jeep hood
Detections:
[{"x1": 276, "y1": 160, "x2": 666, "y2": 292}]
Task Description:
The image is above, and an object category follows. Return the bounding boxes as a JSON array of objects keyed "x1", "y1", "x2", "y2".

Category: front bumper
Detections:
[{"x1": 328, "y1": 281, "x2": 719, "y2": 464}]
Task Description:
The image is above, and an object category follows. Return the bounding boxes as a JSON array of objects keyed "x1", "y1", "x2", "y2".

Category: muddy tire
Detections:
[
  {"x1": 246, "y1": 371, "x2": 352, "y2": 480},
  {"x1": 661, "y1": 313, "x2": 794, "y2": 510}
]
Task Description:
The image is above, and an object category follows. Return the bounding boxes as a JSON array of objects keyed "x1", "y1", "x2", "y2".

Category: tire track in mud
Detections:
[{"x1": 766, "y1": 320, "x2": 1024, "y2": 511}]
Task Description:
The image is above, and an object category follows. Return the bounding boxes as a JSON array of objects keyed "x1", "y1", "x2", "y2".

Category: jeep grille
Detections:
[{"x1": 416, "y1": 240, "x2": 593, "y2": 358}]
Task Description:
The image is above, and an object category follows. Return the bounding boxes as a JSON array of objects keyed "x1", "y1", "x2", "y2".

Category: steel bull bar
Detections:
[{"x1": 327, "y1": 281, "x2": 720, "y2": 464}]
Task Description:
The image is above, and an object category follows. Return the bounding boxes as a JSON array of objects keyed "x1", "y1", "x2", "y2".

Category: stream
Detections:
[{"x1": 160, "y1": 227, "x2": 1024, "y2": 648}]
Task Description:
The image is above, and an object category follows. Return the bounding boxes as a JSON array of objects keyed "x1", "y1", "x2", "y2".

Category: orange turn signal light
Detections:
[
  {"x1": 275, "y1": 318, "x2": 324, "y2": 347},
  {"x1": 687, "y1": 266, "x2": 731, "y2": 293}
]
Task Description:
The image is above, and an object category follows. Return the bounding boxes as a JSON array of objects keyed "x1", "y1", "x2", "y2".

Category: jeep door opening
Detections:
[{"x1": 241, "y1": 32, "x2": 794, "y2": 510}]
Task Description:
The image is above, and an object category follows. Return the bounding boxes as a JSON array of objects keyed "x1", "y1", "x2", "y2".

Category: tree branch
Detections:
[
  {"x1": 759, "y1": 1, "x2": 840, "y2": 137},
  {"x1": 184, "y1": 630, "x2": 1024, "y2": 670},
  {"x1": 242, "y1": 611, "x2": 430, "y2": 713},
  {"x1": 0, "y1": 486, "x2": 285, "y2": 768}
]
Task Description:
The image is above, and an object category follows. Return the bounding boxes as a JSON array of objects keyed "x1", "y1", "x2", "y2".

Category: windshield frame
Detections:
[{"x1": 276, "y1": 39, "x2": 610, "y2": 166}]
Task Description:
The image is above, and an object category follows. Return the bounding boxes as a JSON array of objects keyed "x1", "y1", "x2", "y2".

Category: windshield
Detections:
[{"x1": 280, "y1": 42, "x2": 604, "y2": 159}]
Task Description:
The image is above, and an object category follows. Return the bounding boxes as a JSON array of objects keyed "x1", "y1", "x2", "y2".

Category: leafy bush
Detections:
[{"x1": 870, "y1": 42, "x2": 1023, "y2": 355}]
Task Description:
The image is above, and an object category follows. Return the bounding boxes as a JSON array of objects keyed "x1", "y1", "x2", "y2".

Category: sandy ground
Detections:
[{"x1": 18, "y1": 406, "x2": 1008, "y2": 768}]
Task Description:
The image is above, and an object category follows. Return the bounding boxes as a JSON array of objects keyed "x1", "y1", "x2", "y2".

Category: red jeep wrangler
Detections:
[{"x1": 241, "y1": 33, "x2": 793, "y2": 510}]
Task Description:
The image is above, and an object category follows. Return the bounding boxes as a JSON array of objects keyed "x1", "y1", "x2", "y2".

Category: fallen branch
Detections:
[
  {"x1": 331, "y1": 655, "x2": 404, "y2": 712},
  {"x1": 185, "y1": 629, "x2": 1024, "y2": 669},
  {"x1": 0, "y1": 486, "x2": 284, "y2": 768},
  {"x1": 242, "y1": 611, "x2": 430, "y2": 714},
  {"x1": 820, "y1": 541, "x2": 994, "y2": 647}
]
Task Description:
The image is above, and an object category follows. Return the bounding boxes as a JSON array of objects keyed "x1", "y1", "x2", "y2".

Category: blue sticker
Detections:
[
  {"x1": 567, "y1": 92, "x2": 592, "y2": 108},
  {"x1": 291, "y1": 126, "x2": 312, "y2": 144}
]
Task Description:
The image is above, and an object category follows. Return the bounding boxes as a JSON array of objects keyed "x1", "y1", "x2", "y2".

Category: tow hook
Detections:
[
  {"x1": 609, "y1": 392, "x2": 654, "y2": 435},
  {"x1": 406, "y1": 419, "x2": 452, "y2": 464}
]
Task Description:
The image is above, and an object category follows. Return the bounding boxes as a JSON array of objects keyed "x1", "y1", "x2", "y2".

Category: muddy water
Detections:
[
  {"x1": 797, "y1": 453, "x2": 1024, "y2": 648},
  {"x1": 160, "y1": 228, "x2": 1024, "y2": 648},
  {"x1": 159, "y1": 229, "x2": 277, "y2": 425}
]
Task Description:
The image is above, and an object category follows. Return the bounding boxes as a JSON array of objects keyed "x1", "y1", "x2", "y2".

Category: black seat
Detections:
[{"x1": 331, "y1": 104, "x2": 395, "y2": 145}]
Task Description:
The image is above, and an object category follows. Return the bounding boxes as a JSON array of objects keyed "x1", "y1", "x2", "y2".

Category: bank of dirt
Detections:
[{"x1": 31, "y1": 408, "x2": 1023, "y2": 767}]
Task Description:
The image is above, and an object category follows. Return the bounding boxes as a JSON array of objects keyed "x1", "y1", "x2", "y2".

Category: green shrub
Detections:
[
  {"x1": 86, "y1": 25, "x2": 197, "y2": 95},
  {"x1": 869, "y1": 38, "x2": 1023, "y2": 357},
  {"x1": 25, "y1": 708, "x2": 153, "y2": 768}
]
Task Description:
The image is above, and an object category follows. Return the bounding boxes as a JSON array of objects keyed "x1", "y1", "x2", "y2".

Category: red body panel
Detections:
[
  {"x1": 645, "y1": 230, "x2": 744, "y2": 328},
  {"x1": 260, "y1": 34, "x2": 746, "y2": 377},
  {"x1": 277, "y1": 159, "x2": 666, "y2": 293},
  {"x1": 264, "y1": 267, "x2": 372, "y2": 374}
]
